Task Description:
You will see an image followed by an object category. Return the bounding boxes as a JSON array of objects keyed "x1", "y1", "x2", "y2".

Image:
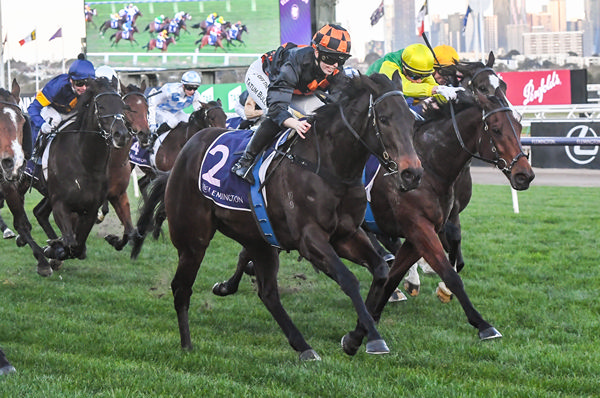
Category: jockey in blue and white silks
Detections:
[
  {"x1": 205, "y1": 12, "x2": 218, "y2": 26},
  {"x1": 148, "y1": 70, "x2": 203, "y2": 132},
  {"x1": 125, "y1": 4, "x2": 139, "y2": 23}
]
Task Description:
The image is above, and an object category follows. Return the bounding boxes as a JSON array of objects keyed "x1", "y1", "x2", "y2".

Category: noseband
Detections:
[
  {"x1": 450, "y1": 68, "x2": 528, "y2": 174},
  {"x1": 338, "y1": 90, "x2": 405, "y2": 175}
]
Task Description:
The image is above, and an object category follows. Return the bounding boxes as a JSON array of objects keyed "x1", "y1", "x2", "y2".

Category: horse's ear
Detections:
[
  {"x1": 217, "y1": 98, "x2": 222, "y2": 106},
  {"x1": 120, "y1": 81, "x2": 127, "y2": 94},
  {"x1": 11, "y1": 79, "x2": 20, "y2": 99},
  {"x1": 200, "y1": 101, "x2": 207, "y2": 108},
  {"x1": 486, "y1": 51, "x2": 495, "y2": 68},
  {"x1": 140, "y1": 80, "x2": 147, "y2": 92},
  {"x1": 391, "y1": 70, "x2": 403, "y2": 90}
]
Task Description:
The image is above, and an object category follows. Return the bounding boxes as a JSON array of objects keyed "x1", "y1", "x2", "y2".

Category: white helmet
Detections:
[
  {"x1": 181, "y1": 70, "x2": 201, "y2": 86},
  {"x1": 96, "y1": 65, "x2": 119, "y2": 89}
]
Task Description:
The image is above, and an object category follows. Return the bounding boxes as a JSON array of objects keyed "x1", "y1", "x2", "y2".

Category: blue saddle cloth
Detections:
[
  {"x1": 226, "y1": 116, "x2": 243, "y2": 129},
  {"x1": 129, "y1": 137, "x2": 151, "y2": 167}
]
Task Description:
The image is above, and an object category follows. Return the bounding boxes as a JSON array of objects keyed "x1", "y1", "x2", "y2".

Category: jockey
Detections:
[
  {"x1": 432, "y1": 44, "x2": 461, "y2": 86},
  {"x1": 173, "y1": 11, "x2": 188, "y2": 23},
  {"x1": 148, "y1": 70, "x2": 203, "y2": 135},
  {"x1": 27, "y1": 54, "x2": 95, "y2": 159},
  {"x1": 366, "y1": 43, "x2": 463, "y2": 115},
  {"x1": 125, "y1": 4, "x2": 139, "y2": 23},
  {"x1": 205, "y1": 12, "x2": 218, "y2": 26},
  {"x1": 227, "y1": 21, "x2": 241, "y2": 41},
  {"x1": 231, "y1": 23, "x2": 352, "y2": 184},
  {"x1": 156, "y1": 29, "x2": 169, "y2": 49}
]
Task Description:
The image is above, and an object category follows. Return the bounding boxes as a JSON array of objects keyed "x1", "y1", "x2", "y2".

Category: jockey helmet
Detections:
[
  {"x1": 217, "y1": 16, "x2": 225, "y2": 24},
  {"x1": 95, "y1": 65, "x2": 118, "y2": 88},
  {"x1": 433, "y1": 45, "x2": 460, "y2": 67},
  {"x1": 211, "y1": 12, "x2": 217, "y2": 18},
  {"x1": 312, "y1": 24, "x2": 351, "y2": 57},
  {"x1": 401, "y1": 43, "x2": 434, "y2": 76},
  {"x1": 181, "y1": 71, "x2": 202, "y2": 86},
  {"x1": 160, "y1": 30, "x2": 167, "y2": 37},
  {"x1": 68, "y1": 54, "x2": 95, "y2": 80}
]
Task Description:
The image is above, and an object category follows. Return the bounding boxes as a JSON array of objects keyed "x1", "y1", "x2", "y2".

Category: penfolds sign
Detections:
[{"x1": 497, "y1": 69, "x2": 572, "y2": 106}]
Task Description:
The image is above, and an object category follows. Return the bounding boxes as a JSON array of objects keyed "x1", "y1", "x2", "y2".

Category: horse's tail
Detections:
[
  {"x1": 130, "y1": 171, "x2": 169, "y2": 260},
  {"x1": 144, "y1": 23, "x2": 149, "y2": 31}
]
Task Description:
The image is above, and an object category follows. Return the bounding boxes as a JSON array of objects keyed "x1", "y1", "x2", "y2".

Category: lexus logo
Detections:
[{"x1": 565, "y1": 125, "x2": 599, "y2": 165}]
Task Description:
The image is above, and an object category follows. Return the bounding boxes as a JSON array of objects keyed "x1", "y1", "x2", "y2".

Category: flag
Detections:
[
  {"x1": 49, "y1": 28, "x2": 62, "y2": 41},
  {"x1": 416, "y1": 1, "x2": 428, "y2": 36},
  {"x1": 370, "y1": 1, "x2": 384, "y2": 26},
  {"x1": 462, "y1": 6, "x2": 472, "y2": 33},
  {"x1": 18, "y1": 30, "x2": 36, "y2": 46}
]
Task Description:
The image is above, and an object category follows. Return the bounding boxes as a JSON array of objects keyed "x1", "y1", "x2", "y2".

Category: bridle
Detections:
[
  {"x1": 450, "y1": 66, "x2": 528, "y2": 174},
  {"x1": 122, "y1": 90, "x2": 150, "y2": 143},
  {"x1": 339, "y1": 89, "x2": 406, "y2": 175},
  {"x1": 93, "y1": 91, "x2": 127, "y2": 142}
]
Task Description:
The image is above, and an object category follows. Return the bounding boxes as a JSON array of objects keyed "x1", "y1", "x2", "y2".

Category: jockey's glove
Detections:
[
  {"x1": 435, "y1": 85, "x2": 465, "y2": 102},
  {"x1": 40, "y1": 122, "x2": 54, "y2": 134}
]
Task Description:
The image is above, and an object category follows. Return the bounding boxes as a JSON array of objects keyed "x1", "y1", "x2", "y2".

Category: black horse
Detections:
[
  {"x1": 27, "y1": 78, "x2": 129, "y2": 273},
  {"x1": 132, "y1": 73, "x2": 423, "y2": 360},
  {"x1": 0, "y1": 80, "x2": 53, "y2": 275}
]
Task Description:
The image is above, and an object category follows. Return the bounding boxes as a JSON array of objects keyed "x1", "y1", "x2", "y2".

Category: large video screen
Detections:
[{"x1": 85, "y1": 0, "x2": 281, "y2": 68}]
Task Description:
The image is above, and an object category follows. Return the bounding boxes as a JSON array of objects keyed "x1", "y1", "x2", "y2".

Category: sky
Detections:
[{"x1": 426, "y1": 0, "x2": 584, "y2": 19}]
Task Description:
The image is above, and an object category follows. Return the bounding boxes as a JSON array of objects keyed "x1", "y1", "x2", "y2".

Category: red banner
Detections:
[{"x1": 498, "y1": 69, "x2": 572, "y2": 106}]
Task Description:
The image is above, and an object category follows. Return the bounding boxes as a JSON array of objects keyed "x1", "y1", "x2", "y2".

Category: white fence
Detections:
[{"x1": 87, "y1": 52, "x2": 262, "y2": 66}]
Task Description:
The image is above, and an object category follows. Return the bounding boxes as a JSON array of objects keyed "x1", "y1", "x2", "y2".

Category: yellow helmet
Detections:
[
  {"x1": 401, "y1": 43, "x2": 434, "y2": 75},
  {"x1": 433, "y1": 45, "x2": 460, "y2": 67}
]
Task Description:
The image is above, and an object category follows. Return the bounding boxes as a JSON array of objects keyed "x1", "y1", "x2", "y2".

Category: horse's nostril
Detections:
[{"x1": 1, "y1": 157, "x2": 14, "y2": 171}]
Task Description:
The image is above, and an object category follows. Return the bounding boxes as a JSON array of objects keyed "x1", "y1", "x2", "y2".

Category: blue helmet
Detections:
[{"x1": 68, "y1": 54, "x2": 95, "y2": 80}]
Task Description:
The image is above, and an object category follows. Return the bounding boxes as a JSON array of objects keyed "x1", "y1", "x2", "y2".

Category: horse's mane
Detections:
[
  {"x1": 123, "y1": 83, "x2": 142, "y2": 93},
  {"x1": 73, "y1": 77, "x2": 116, "y2": 127},
  {"x1": 0, "y1": 88, "x2": 14, "y2": 102}
]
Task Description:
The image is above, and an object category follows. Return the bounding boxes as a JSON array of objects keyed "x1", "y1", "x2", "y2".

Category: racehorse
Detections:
[
  {"x1": 0, "y1": 80, "x2": 54, "y2": 275},
  {"x1": 225, "y1": 24, "x2": 248, "y2": 47},
  {"x1": 168, "y1": 14, "x2": 192, "y2": 40},
  {"x1": 144, "y1": 18, "x2": 170, "y2": 36},
  {"x1": 85, "y1": 7, "x2": 97, "y2": 28},
  {"x1": 27, "y1": 78, "x2": 129, "y2": 270},
  {"x1": 0, "y1": 191, "x2": 16, "y2": 239},
  {"x1": 100, "y1": 81, "x2": 152, "y2": 251},
  {"x1": 143, "y1": 37, "x2": 176, "y2": 52},
  {"x1": 192, "y1": 20, "x2": 230, "y2": 36},
  {"x1": 196, "y1": 30, "x2": 227, "y2": 52},
  {"x1": 132, "y1": 73, "x2": 423, "y2": 360},
  {"x1": 99, "y1": 18, "x2": 125, "y2": 36},
  {"x1": 110, "y1": 26, "x2": 139, "y2": 47},
  {"x1": 133, "y1": 100, "x2": 227, "y2": 238},
  {"x1": 338, "y1": 52, "x2": 535, "y2": 354}
]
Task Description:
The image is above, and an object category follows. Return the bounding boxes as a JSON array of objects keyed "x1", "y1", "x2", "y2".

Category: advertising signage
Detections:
[
  {"x1": 498, "y1": 69, "x2": 587, "y2": 106},
  {"x1": 279, "y1": 0, "x2": 312, "y2": 45}
]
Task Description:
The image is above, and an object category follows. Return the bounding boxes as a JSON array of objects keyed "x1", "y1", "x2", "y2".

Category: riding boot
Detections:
[
  {"x1": 155, "y1": 122, "x2": 171, "y2": 135},
  {"x1": 22, "y1": 114, "x2": 33, "y2": 160},
  {"x1": 231, "y1": 118, "x2": 280, "y2": 184}
]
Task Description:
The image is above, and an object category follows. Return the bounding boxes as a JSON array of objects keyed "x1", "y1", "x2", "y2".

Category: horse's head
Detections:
[
  {"x1": 189, "y1": 99, "x2": 227, "y2": 132},
  {"x1": 121, "y1": 81, "x2": 151, "y2": 148},
  {"x1": 316, "y1": 72, "x2": 422, "y2": 191},
  {"x1": 0, "y1": 79, "x2": 25, "y2": 181},
  {"x1": 455, "y1": 54, "x2": 535, "y2": 190},
  {"x1": 77, "y1": 77, "x2": 129, "y2": 149}
]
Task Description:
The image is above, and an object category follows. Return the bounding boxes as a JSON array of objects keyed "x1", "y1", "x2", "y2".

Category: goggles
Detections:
[
  {"x1": 183, "y1": 84, "x2": 199, "y2": 91},
  {"x1": 319, "y1": 52, "x2": 348, "y2": 66},
  {"x1": 404, "y1": 70, "x2": 432, "y2": 81},
  {"x1": 73, "y1": 79, "x2": 88, "y2": 87}
]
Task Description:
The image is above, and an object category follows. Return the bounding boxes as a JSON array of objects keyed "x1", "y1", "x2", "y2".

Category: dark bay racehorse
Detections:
[
  {"x1": 28, "y1": 78, "x2": 129, "y2": 272},
  {"x1": 0, "y1": 80, "x2": 53, "y2": 275},
  {"x1": 143, "y1": 36, "x2": 176, "y2": 52},
  {"x1": 225, "y1": 24, "x2": 248, "y2": 47},
  {"x1": 144, "y1": 18, "x2": 170, "y2": 36},
  {"x1": 110, "y1": 26, "x2": 139, "y2": 47},
  {"x1": 339, "y1": 53, "x2": 535, "y2": 353},
  {"x1": 136, "y1": 100, "x2": 227, "y2": 195},
  {"x1": 133, "y1": 73, "x2": 423, "y2": 360},
  {"x1": 101, "y1": 82, "x2": 151, "y2": 251}
]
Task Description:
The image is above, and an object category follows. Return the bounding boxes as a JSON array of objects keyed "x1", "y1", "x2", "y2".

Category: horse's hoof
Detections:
[
  {"x1": 3, "y1": 229, "x2": 16, "y2": 239},
  {"x1": 299, "y1": 349, "x2": 321, "y2": 361},
  {"x1": 388, "y1": 288, "x2": 407, "y2": 302},
  {"x1": 0, "y1": 364, "x2": 16, "y2": 376},
  {"x1": 365, "y1": 339, "x2": 390, "y2": 355},
  {"x1": 404, "y1": 281, "x2": 420, "y2": 297},
  {"x1": 340, "y1": 334, "x2": 360, "y2": 356},
  {"x1": 212, "y1": 282, "x2": 234, "y2": 297},
  {"x1": 436, "y1": 282, "x2": 453, "y2": 303},
  {"x1": 104, "y1": 234, "x2": 120, "y2": 248},
  {"x1": 479, "y1": 327, "x2": 502, "y2": 340},
  {"x1": 37, "y1": 263, "x2": 53, "y2": 277},
  {"x1": 50, "y1": 259, "x2": 63, "y2": 271},
  {"x1": 16, "y1": 235, "x2": 26, "y2": 247}
]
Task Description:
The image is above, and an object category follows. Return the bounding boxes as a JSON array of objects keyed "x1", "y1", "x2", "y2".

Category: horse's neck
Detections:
[{"x1": 417, "y1": 107, "x2": 482, "y2": 188}]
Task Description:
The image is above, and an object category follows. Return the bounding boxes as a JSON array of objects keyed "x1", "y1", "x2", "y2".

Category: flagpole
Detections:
[
  {"x1": 35, "y1": 27, "x2": 39, "y2": 93},
  {"x1": 0, "y1": 4, "x2": 4, "y2": 88}
]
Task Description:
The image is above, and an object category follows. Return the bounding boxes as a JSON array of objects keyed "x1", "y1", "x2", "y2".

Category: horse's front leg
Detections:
[
  {"x1": 104, "y1": 191, "x2": 135, "y2": 251},
  {"x1": 299, "y1": 225, "x2": 388, "y2": 356}
]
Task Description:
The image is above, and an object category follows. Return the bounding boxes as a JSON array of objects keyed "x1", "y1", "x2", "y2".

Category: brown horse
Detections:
[
  {"x1": 85, "y1": 7, "x2": 97, "y2": 28},
  {"x1": 338, "y1": 53, "x2": 535, "y2": 354},
  {"x1": 101, "y1": 81, "x2": 151, "y2": 251},
  {"x1": 27, "y1": 78, "x2": 129, "y2": 272},
  {"x1": 110, "y1": 26, "x2": 139, "y2": 47},
  {"x1": 143, "y1": 36, "x2": 176, "y2": 52},
  {"x1": 144, "y1": 18, "x2": 170, "y2": 35},
  {"x1": 99, "y1": 18, "x2": 125, "y2": 36},
  {"x1": 0, "y1": 80, "x2": 54, "y2": 275},
  {"x1": 196, "y1": 31, "x2": 227, "y2": 52},
  {"x1": 132, "y1": 73, "x2": 423, "y2": 360}
]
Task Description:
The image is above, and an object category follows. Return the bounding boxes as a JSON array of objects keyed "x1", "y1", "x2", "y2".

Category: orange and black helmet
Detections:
[{"x1": 312, "y1": 24, "x2": 351, "y2": 57}]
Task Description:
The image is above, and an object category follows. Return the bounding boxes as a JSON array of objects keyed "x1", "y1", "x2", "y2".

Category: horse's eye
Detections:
[
  {"x1": 378, "y1": 115, "x2": 389, "y2": 124},
  {"x1": 478, "y1": 86, "x2": 488, "y2": 93}
]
